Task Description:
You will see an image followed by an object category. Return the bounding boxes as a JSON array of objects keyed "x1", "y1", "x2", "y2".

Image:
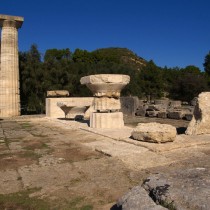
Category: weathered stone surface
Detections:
[
  {"x1": 65, "y1": 106, "x2": 87, "y2": 119},
  {"x1": 80, "y1": 74, "x2": 130, "y2": 97},
  {"x1": 142, "y1": 168, "x2": 210, "y2": 210},
  {"x1": 169, "y1": 100, "x2": 182, "y2": 108},
  {"x1": 191, "y1": 96, "x2": 198, "y2": 106},
  {"x1": 186, "y1": 92, "x2": 210, "y2": 135},
  {"x1": 45, "y1": 97, "x2": 94, "y2": 118},
  {"x1": 146, "y1": 110, "x2": 159, "y2": 117},
  {"x1": 132, "y1": 122, "x2": 176, "y2": 143},
  {"x1": 47, "y1": 90, "x2": 69, "y2": 97},
  {"x1": 135, "y1": 105, "x2": 146, "y2": 116},
  {"x1": 155, "y1": 99, "x2": 169, "y2": 106},
  {"x1": 157, "y1": 111, "x2": 167, "y2": 119},
  {"x1": 167, "y1": 110, "x2": 184, "y2": 119},
  {"x1": 90, "y1": 112, "x2": 124, "y2": 128},
  {"x1": 0, "y1": 14, "x2": 24, "y2": 28},
  {"x1": 94, "y1": 97, "x2": 121, "y2": 111},
  {"x1": 0, "y1": 14, "x2": 24, "y2": 117},
  {"x1": 185, "y1": 113, "x2": 193, "y2": 121},
  {"x1": 81, "y1": 74, "x2": 130, "y2": 128},
  {"x1": 117, "y1": 185, "x2": 166, "y2": 210},
  {"x1": 120, "y1": 96, "x2": 139, "y2": 116}
]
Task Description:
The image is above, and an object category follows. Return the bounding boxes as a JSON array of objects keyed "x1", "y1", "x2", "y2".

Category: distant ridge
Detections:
[{"x1": 92, "y1": 47, "x2": 147, "y2": 71}]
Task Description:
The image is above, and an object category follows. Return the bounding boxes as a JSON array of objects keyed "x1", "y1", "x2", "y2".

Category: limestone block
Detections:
[
  {"x1": 157, "y1": 111, "x2": 167, "y2": 119},
  {"x1": 80, "y1": 74, "x2": 130, "y2": 97},
  {"x1": 132, "y1": 122, "x2": 177, "y2": 143},
  {"x1": 155, "y1": 99, "x2": 169, "y2": 109},
  {"x1": 135, "y1": 106, "x2": 146, "y2": 117},
  {"x1": 146, "y1": 110, "x2": 159, "y2": 117},
  {"x1": 47, "y1": 90, "x2": 69, "y2": 97},
  {"x1": 84, "y1": 106, "x2": 95, "y2": 120},
  {"x1": 45, "y1": 97, "x2": 94, "y2": 118},
  {"x1": 94, "y1": 97, "x2": 121, "y2": 111},
  {"x1": 186, "y1": 92, "x2": 210, "y2": 135},
  {"x1": 90, "y1": 112, "x2": 124, "y2": 128},
  {"x1": 169, "y1": 100, "x2": 182, "y2": 108},
  {"x1": 167, "y1": 110, "x2": 184, "y2": 119},
  {"x1": 120, "y1": 96, "x2": 139, "y2": 116}
]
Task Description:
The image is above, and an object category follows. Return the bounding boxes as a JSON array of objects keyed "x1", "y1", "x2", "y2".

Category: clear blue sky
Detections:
[{"x1": 1, "y1": 0, "x2": 210, "y2": 70}]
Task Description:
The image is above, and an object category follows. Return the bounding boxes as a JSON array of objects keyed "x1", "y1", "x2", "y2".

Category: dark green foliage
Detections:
[
  {"x1": 19, "y1": 45, "x2": 210, "y2": 114},
  {"x1": 204, "y1": 51, "x2": 210, "y2": 75},
  {"x1": 19, "y1": 44, "x2": 44, "y2": 113},
  {"x1": 166, "y1": 65, "x2": 208, "y2": 102}
]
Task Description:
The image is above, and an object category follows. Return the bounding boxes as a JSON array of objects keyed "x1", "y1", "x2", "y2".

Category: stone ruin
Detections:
[
  {"x1": 135, "y1": 98, "x2": 194, "y2": 121},
  {"x1": 47, "y1": 90, "x2": 70, "y2": 97},
  {"x1": 0, "y1": 14, "x2": 24, "y2": 117},
  {"x1": 186, "y1": 92, "x2": 210, "y2": 135},
  {"x1": 80, "y1": 74, "x2": 130, "y2": 128},
  {"x1": 132, "y1": 122, "x2": 177, "y2": 143}
]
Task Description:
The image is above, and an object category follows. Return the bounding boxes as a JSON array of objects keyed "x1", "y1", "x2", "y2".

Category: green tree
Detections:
[
  {"x1": 204, "y1": 51, "x2": 210, "y2": 75},
  {"x1": 139, "y1": 60, "x2": 164, "y2": 99},
  {"x1": 169, "y1": 65, "x2": 208, "y2": 102},
  {"x1": 19, "y1": 44, "x2": 44, "y2": 113}
]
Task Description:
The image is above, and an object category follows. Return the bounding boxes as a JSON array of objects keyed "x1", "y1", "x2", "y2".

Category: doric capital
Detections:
[
  {"x1": 0, "y1": 14, "x2": 24, "y2": 29},
  {"x1": 2, "y1": 20, "x2": 17, "y2": 28}
]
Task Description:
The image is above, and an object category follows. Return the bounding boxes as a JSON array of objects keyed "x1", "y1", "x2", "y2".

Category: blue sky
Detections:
[{"x1": 1, "y1": 0, "x2": 210, "y2": 70}]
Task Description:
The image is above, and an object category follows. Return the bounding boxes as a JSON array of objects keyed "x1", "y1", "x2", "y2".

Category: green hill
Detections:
[{"x1": 92, "y1": 47, "x2": 147, "y2": 71}]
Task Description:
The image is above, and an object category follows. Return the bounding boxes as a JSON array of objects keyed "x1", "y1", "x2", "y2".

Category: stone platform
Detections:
[{"x1": 0, "y1": 116, "x2": 210, "y2": 209}]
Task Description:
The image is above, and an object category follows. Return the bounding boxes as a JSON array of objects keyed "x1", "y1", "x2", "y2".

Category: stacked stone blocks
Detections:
[{"x1": 80, "y1": 74, "x2": 130, "y2": 128}]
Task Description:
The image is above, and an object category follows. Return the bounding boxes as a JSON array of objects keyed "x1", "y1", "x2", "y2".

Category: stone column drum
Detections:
[
  {"x1": 80, "y1": 74, "x2": 130, "y2": 128},
  {"x1": 0, "y1": 15, "x2": 24, "y2": 117}
]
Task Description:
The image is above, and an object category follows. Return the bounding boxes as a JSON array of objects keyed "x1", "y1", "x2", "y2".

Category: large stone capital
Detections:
[
  {"x1": 0, "y1": 14, "x2": 24, "y2": 29},
  {"x1": 80, "y1": 74, "x2": 130, "y2": 98}
]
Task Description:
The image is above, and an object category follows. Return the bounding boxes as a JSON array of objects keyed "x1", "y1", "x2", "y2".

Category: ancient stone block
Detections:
[
  {"x1": 146, "y1": 110, "x2": 159, "y2": 117},
  {"x1": 47, "y1": 90, "x2": 69, "y2": 97},
  {"x1": 81, "y1": 74, "x2": 130, "y2": 128},
  {"x1": 46, "y1": 97, "x2": 94, "y2": 118},
  {"x1": 169, "y1": 100, "x2": 182, "y2": 108},
  {"x1": 80, "y1": 74, "x2": 130, "y2": 98},
  {"x1": 155, "y1": 99, "x2": 169, "y2": 109},
  {"x1": 132, "y1": 122, "x2": 177, "y2": 143},
  {"x1": 167, "y1": 110, "x2": 184, "y2": 119},
  {"x1": 94, "y1": 97, "x2": 121, "y2": 111},
  {"x1": 90, "y1": 112, "x2": 124, "y2": 128},
  {"x1": 186, "y1": 92, "x2": 210, "y2": 135},
  {"x1": 157, "y1": 111, "x2": 167, "y2": 119},
  {"x1": 120, "y1": 96, "x2": 139, "y2": 116},
  {"x1": 135, "y1": 106, "x2": 146, "y2": 117}
]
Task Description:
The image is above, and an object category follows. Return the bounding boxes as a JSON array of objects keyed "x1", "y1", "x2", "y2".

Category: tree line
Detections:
[{"x1": 19, "y1": 44, "x2": 210, "y2": 114}]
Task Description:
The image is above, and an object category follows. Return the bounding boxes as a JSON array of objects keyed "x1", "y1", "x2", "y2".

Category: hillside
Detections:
[{"x1": 92, "y1": 47, "x2": 147, "y2": 71}]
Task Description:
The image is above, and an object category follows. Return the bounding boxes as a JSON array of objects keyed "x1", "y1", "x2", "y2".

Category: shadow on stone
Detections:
[
  {"x1": 176, "y1": 127, "x2": 187, "y2": 134},
  {"x1": 110, "y1": 204, "x2": 122, "y2": 210},
  {"x1": 57, "y1": 117, "x2": 89, "y2": 126}
]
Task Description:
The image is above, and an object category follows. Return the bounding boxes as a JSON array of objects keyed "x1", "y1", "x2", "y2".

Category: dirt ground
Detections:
[{"x1": 0, "y1": 115, "x2": 210, "y2": 210}]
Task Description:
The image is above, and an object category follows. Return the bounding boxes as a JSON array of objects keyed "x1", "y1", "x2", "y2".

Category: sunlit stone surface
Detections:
[
  {"x1": 0, "y1": 14, "x2": 24, "y2": 117},
  {"x1": 81, "y1": 74, "x2": 130, "y2": 128}
]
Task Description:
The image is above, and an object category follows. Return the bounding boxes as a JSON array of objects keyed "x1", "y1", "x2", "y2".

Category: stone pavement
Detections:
[{"x1": 0, "y1": 116, "x2": 210, "y2": 209}]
